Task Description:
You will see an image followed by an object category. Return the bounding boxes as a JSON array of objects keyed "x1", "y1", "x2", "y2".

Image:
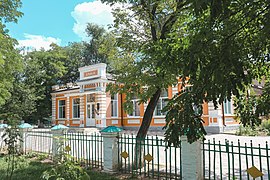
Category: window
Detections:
[
  {"x1": 72, "y1": 98, "x2": 80, "y2": 118},
  {"x1": 87, "y1": 94, "x2": 95, "y2": 102},
  {"x1": 111, "y1": 94, "x2": 118, "y2": 117},
  {"x1": 182, "y1": 85, "x2": 193, "y2": 93},
  {"x1": 58, "y1": 100, "x2": 65, "y2": 119},
  {"x1": 223, "y1": 99, "x2": 232, "y2": 114},
  {"x1": 155, "y1": 90, "x2": 168, "y2": 116},
  {"x1": 129, "y1": 97, "x2": 140, "y2": 117}
]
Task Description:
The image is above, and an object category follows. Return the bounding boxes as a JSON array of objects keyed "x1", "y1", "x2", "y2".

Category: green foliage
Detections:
[
  {"x1": 234, "y1": 93, "x2": 261, "y2": 127},
  {"x1": 83, "y1": 23, "x2": 110, "y2": 65},
  {"x1": 104, "y1": 0, "x2": 270, "y2": 145},
  {"x1": 20, "y1": 44, "x2": 67, "y2": 123},
  {"x1": 0, "y1": 0, "x2": 22, "y2": 106},
  {"x1": 41, "y1": 138, "x2": 90, "y2": 180},
  {"x1": 0, "y1": 156, "x2": 116, "y2": 180},
  {"x1": 261, "y1": 119, "x2": 270, "y2": 135},
  {"x1": 163, "y1": 91, "x2": 206, "y2": 145},
  {"x1": 236, "y1": 125, "x2": 259, "y2": 136},
  {"x1": 2, "y1": 126, "x2": 22, "y2": 180},
  {"x1": 105, "y1": 0, "x2": 192, "y2": 141},
  {"x1": 257, "y1": 82, "x2": 270, "y2": 117},
  {"x1": 0, "y1": 0, "x2": 23, "y2": 23},
  {"x1": 166, "y1": 0, "x2": 270, "y2": 144},
  {"x1": 0, "y1": 73, "x2": 37, "y2": 122}
]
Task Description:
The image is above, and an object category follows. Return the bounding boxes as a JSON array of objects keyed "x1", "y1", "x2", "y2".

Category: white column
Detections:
[
  {"x1": 101, "y1": 132, "x2": 119, "y2": 172},
  {"x1": 181, "y1": 136, "x2": 203, "y2": 180},
  {"x1": 19, "y1": 128, "x2": 30, "y2": 154},
  {"x1": 0, "y1": 128, "x2": 5, "y2": 152},
  {"x1": 96, "y1": 92, "x2": 107, "y2": 128},
  {"x1": 52, "y1": 96, "x2": 56, "y2": 126},
  {"x1": 51, "y1": 129, "x2": 64, "y2": 159},
  {"x1": 80, "y1": 95, "x2": 85, "y2": 127},
  {"x1": 66, "y1": 97, "x2": 70, "y2": 126}
]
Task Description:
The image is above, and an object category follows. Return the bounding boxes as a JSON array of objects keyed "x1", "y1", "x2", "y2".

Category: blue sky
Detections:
[{"x1": 7, "y1": 0, "x2": 114, "y2": 50}]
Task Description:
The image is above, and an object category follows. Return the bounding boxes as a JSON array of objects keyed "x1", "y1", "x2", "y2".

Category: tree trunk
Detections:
[{"x1": 134, "y1": 88, "x2": 161, "y2": 169}]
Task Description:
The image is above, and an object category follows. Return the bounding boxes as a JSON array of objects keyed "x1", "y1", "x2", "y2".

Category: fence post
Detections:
[
  {"x1": 51, "y1": 129, "x2": 63, "y2": 159},
  {"x1": 181, "y1": 136, "x2": 203, "y2": 180},
  {"x1": 100, "y1": 126, "x2": 122, "y2": 172},
  {"x1": 19, "y1": 128, "x2": 27, "y2": 154},
  {"x1": 0, "y1": 127, "x2": 5, "y2": 151},
  {"x1": 51, "y1": 124, "x2": 68, "y2": 159},
  {"x1": 18, "y1": 123, "x2": 33, "y2": 154}
]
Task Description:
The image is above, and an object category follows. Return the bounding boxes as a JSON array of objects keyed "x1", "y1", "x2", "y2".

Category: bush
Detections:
[
  {"x1": 41, "y1": 137, "x2": 90, "y2": 180},
  {"x1": 261, "y1": 119, "x2": 270, "y2": 135},
  {"x1": 236, "y1": 125, "x2": 258, "y2": 136}
]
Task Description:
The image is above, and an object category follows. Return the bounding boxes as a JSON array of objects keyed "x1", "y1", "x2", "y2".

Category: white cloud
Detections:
[
  {"x1": 17, "y1": 34, "x2": 62, "y2": 52},
  {"x1": 71, "y1": 1, "x2": 114, "y2": 40}
]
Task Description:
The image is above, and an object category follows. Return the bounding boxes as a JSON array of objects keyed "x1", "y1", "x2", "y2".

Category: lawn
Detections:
[{"x1": 0, "y1": 155, "x2": 119, "y2": 180}]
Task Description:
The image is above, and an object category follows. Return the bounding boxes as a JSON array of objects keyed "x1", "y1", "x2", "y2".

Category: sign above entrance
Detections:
[
  {"x1": 85, "y1": 84, "x2": 96, "y2": 89},
  {"x1": 84, "y1": 70, "x2": 98, "y2": 77}
]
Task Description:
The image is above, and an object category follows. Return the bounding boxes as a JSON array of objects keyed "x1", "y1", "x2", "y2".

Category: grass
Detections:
[
  {"x1": 0, "y1": 155, "x2": 119, "y2": 180},
  {"x1": 0, "y1": 156, "x2": 51, "y2": 180}
]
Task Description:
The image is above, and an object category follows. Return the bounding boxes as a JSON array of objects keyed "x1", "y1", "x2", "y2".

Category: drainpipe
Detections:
[
  {"x1": 120, "y1": 94, "x2": 124, "y2": 127},
  {"x1": 222, "y1": 103, "x2": 225, "y2": 126}
]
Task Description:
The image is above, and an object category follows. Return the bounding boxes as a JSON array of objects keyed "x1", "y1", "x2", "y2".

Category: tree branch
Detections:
[
  {"x1": 225, "y1": 4, "x2": 270, "y2": 40},
  {"x1": 160, "y1": 0, "x2": 188, "y2": 40}
]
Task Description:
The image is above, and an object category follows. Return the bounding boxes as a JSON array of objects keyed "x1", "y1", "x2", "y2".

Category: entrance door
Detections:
[{"x1": 86, "y1": 103, "x2": 96, "y2": 126}]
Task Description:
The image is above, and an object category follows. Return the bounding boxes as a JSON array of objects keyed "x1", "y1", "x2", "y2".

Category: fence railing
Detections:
[
  {"x1": 118, "y1": 134, "x2": 182, "y2": 179},
  {"x1": 203, "y1": 138, "x2": 270, "y2": 180},
  {"x1": 64, "y1": 132, "x2": 103, "y2": 169},
  {"x1": 23, "y1": 131, "x2": 103, "y2": 169},
  {"x1": 2, "y1": 128, "x2": 270, "y2": 180},
  {"x1": 25, "y1": 131, "x2": 53, "y2": 154}
]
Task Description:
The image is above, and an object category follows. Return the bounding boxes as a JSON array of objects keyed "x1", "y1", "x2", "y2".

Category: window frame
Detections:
[
  {"x1": 111, "y1": 94, "x2": 118, "y2": 118},
  {"x1": 72, "y1": 98, "x2": 80, "y2": 119},
  {"x1": 154, "y1": 90, "x2": 169, "y2": 117},
  {"x1": 223, "y1": 99, "x2": 232, "y2": 115},
  {"x1": 128, "y1": 98, "x2": 141, "y2": 117},
  {"x1": 58, "y1": 99, "x2": 66, "y2": 119}
]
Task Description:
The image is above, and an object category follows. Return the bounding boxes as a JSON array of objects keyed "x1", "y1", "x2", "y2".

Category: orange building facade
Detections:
[{"x1": 51, "y1": 63, "x2": 239, "y2": 133}]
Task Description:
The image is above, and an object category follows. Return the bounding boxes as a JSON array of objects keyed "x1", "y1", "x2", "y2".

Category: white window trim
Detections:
[
  {"x1": 154, "y1": 90, "x2": 169, "y2": 117},
  {"x1": 127, "y1": 99, "x2": 141, "y2": 117},
  {"x1": 223, "y1": 99, "x2": 233, "y2": 115},
  {"x1": 72, "y1": 98, "x2": 80, "y2": 119},
  {"x1": 154, "y1": 97, "x2": 168, "y2": 117},
  {"x1": 111, "y1": 94, "x2": 118, "y2": 118},
  {"x1": 58, "y1": 100, "x2": 66, "y2": 119}
]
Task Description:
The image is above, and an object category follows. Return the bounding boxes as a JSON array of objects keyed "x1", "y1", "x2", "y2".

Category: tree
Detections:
[
  {"x1": 23, "y1": 44, "x2": 67, "y2": 123},
  {"x1": 0, "y1": 73, "x2": 37, "y2": 123},
  {"x1": 0, "y1": 0, "x2": 23, "y2": 106},
  {"x1": 61, "y1": 42, "x2": 85, "y2": 83},
  {"x1": 103, "y1": 0, "x2": 191, "y2": 140},
  {"x1": 101, "y1": 0, "x2": 195, "y2": 167},
  {"x1": 164, "y1": 0, "x2": 270, "y2": 144},
  {"x1": 82, "y1": 23, "x2": 112, "y2": 65},
  {"x1": 103, "y1": 0, "x2": 270, "y2": 147}
]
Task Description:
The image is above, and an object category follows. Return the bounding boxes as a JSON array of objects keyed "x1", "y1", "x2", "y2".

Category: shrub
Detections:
[
  {"x1": 261, "y1": 119, "x2": 270, "y2": 135},
  {"x1": 236, "y1": 125, "x2": 258, "y2": 136},
  {"x1": 41, "y1": 138, "x2": 90, "y2": 180}
]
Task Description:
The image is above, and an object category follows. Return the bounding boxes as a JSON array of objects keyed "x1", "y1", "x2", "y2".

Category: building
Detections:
[{"x1": 51, "y1": 63, "x2": 239, "y2": 133}]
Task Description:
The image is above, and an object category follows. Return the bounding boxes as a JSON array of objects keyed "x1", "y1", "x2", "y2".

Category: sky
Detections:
[{"x1": 7, "y1": 0, "x2": 114, "y2": 50}]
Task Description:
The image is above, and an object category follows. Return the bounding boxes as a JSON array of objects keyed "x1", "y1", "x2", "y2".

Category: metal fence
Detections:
[
  {"x1": 118, "y1": 134, "x2": 182, "y2": 179},
  {"x1": 4, "y1": 129, "x2": 270, "y2": 180},
  {"x1": 23, "y1": 131, "x2": 103, "y2": 169},
  {"x1": 25, "y1": 131, "x2": 53, "y2": 154},
  {"x1": 203, "y1": 138, "x2": 270, "y2": 180},
  {"x1": 64, "y1": 132, "x2": 103, "y2": 169}
]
